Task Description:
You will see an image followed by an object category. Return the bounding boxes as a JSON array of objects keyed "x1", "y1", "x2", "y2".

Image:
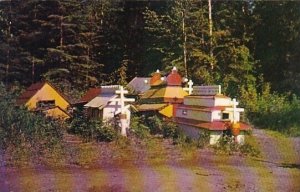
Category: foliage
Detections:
[
  {"x1": 213, "y1": 135, "x2": 260, "y2": 157},
  {"x1": 68, "y1": 109, "x2": 119, "y2": 142},
  {"x1": 197, "y1": 130, "x2": 210, "y2": 148},
  {"x1": 241, "y1": 83, "x2": 300, "y2": 136},
  {"x1": 147, "y1": 115, "x2": 163, "y2": 134},
  {"x1": 129, "y1": 115, "x2": 150, "y2": 139},
  {"x1": 162, "y1": 121, "x2": 178, "y2": 139}
]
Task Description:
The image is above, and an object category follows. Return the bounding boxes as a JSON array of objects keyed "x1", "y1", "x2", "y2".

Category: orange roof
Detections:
[
  {"x1": 167, "y1": 68, "x2": 182, "y2": 86},
  {"x1": 79, "y1": 88, "x2": 101, "y2": 103},
  {"x1": 175, "y1": 117, "x2": 251, "y2": 131},
  {"x1": 150, "y1": 71, "x2": 163, "y2": 86}
]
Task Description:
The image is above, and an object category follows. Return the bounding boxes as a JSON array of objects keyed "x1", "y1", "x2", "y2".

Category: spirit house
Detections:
[{"x1": 174, "y1": 85, "x2": 251, "y2": 145}]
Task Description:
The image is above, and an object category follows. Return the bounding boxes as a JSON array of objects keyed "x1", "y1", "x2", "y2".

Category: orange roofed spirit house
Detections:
[
  {"x1": 136, "y1": 67, "x2": 188, "y2": 118},
  {"x1": 16, "y1": 82, "x2": 71, "y2": 119}
]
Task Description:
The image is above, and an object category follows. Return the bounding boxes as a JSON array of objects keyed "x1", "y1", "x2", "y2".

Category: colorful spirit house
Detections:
[
  {"x1": 174, "y1": 85, "x2": 251, "y2": 145},
  {"x1": 137, "y1": 67, "x2": 188, "y2": 118},
  {"x1": 16, "y1": 81, "x2": 71, "y2": 119}
]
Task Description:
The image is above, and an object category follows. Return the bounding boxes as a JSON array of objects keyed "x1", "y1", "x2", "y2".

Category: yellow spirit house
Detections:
[{"x1": 16, "y1": 82, "x2": 71, "y2": 119}]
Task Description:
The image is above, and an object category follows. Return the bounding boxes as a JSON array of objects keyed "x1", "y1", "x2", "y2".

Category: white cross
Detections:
[
  {"x1": 224, "y1": 98, "x2": 244, "y2": 123},
  {"x1": 183, "y1": 79, "x2": 193, "y2": 95},
  {"x1": 112, "y1": 86, "x2": 135, "y2": 136},
  {"x1": 114, "y1": 86, "x2": 135, "y2": 114}
]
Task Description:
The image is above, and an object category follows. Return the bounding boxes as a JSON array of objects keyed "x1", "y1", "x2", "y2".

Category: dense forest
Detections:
[{"x1": 0, "y1": 0, "x2": 299, "y2": 97}]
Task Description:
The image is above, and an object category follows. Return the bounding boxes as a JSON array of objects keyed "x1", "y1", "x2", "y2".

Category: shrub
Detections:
[
  {"x1": 129, "y1": 115, "x2": 150, "y2": 139},
  {"x1": 197, "y1": 130, "x2": 210, "y2": 148},
  {"x1": 162, "y1": 121, "x2": 178, "y2": 138},
  {"x1": 68, "y1": 109, "x2": 119, "y2": 142},
  {"x1": 241, "y1": 83, "x2": 300, "y2": 136},
  {"x1": 213, "y1": 135, "x2": 260, "y2": 156},
  {"x1": 147, "y1": 115, "x2": 163, "y2": 134},
  {"x1": 94, "y1": 121, "x2": 118, "y2": 142}
]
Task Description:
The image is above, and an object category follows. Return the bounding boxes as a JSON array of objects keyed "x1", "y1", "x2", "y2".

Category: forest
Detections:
[{"x1": 0, "y1": 0, "x2": 300, "y2": 135}]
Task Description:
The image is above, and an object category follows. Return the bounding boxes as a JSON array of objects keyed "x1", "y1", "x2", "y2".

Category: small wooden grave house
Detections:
[
  {"x1": 16, "y1": 81, "x2": 71, "y2": 119},
  {"x1": 84, "y1": 85, "x2": 133, "y2": 127},
  {"x1": 174, "y1": 85, "x2": 251, "y2": 145},
  {"x1": 137, "y1": 67, "x2": 188, "y2": 118}
]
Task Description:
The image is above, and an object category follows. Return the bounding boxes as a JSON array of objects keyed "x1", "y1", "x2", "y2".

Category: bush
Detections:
[
  {"x1": 129, "y1": 115, "x2": 150, "y2": 139},
  {"x1": 68, "y1": 109, "x2": 119, "y2": 142},
  {"x1": 241, "y1": 83, "x2": 300, "y2": 136},
  {"x1": 162, "y1": 121, "x2": 178, "y2": 138},
  {"x1": 147, "y1": 115, "x2": 163, "y2": 134},
  {"x1": 94, "y1": 121, "x2": 118, "y2": 142},
  {"x1": 197, "y1": 130, "x2": 210, "y2": 148},
  {"x1": 213, "y1": 135, "x2": 260, "y2": 156}
]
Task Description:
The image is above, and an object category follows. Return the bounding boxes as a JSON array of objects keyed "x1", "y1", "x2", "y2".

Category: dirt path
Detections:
[{"x1": 252, "y1": 128, "x2": 300, "y2": 191}]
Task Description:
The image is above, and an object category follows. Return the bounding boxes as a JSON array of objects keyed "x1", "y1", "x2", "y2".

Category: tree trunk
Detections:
[
  {"x1": 182, "y1": 10, "x2": 188, "y2": 78},
  {"x1": 208, "y1": 0, "x2": 214, "y2": 70}
]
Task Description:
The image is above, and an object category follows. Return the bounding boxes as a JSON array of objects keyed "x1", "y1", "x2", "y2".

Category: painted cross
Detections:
[
  {"x1": 224, "y1": 98, "x2": 244, "y2": 123},
  {"x1": 183, "y1": 79, "x2": 193, "y2": 95},
  {"x1": 112, "y1": 86, "x2": 135, "y2": 136}
]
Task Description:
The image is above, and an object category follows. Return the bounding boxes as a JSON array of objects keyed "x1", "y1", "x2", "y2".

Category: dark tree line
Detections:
[{"x1": 0, "y1": 0, "x2": 299, "y2": 97}]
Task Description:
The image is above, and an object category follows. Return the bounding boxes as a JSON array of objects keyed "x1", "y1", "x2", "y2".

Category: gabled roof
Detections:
[
  {"x1": 127, "y1": 77, "x2": 151, "y2": 94},
  {"x1": 79, "y1": 88, "x2": 101, "y2": 103},
  {"x1": 16, "y1": 82, "x2": 45, "y2": 105},
  {"x1": 16, "y1": 81, "x2": 70, "y2": 106},
  {"x1": 84, "y1": 94, "x2": 117, "y2": 109}
]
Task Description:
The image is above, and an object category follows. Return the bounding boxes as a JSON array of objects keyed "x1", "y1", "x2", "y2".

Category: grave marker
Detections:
[{"x1": 112, "y1": 86, "x2": 135, "y2": 136}]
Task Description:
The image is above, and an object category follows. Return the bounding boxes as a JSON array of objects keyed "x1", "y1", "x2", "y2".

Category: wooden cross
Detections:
[
  {"x1": 224, "y1": 98, "x2": 244, "y2": 123},
  {"x1": 113, "y1": 86, "x2": 135, "y2": 136},
  {"x1": 183, "y1": 79, "x2": 193, "y2": 95}
]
